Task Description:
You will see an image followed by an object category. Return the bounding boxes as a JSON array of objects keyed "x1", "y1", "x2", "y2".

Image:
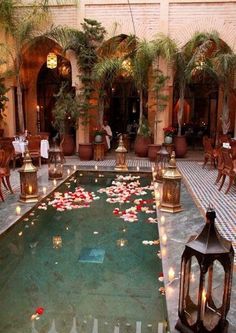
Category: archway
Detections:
[
  {"x1": 37, "y1": 55, "x2": 72, "y2": 134},
  {"x1": 173, "y1": 79, "x2": 219, "y2": 148},
  {"x1": 172, "y1": 35, "x2": 236, "y2": 148},
  {"x1": 109, "y1": 79, "x2": 140, "y2": 145}
]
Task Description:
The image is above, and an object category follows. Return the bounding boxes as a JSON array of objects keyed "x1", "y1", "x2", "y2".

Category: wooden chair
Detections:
[
  {"x1": 28, "y1": 136, "x2": 41, "y2": 167},
  {"x1": 214, "y1": 147, "x2": 224, "y2": 185},
  {"x1": 0, "y1": 150, "x2": 5, "y2": 201},
  {"x1": 39, "y1": 132, "x2": 49, "y2": 140},
  {"x1": 202, "y1": 136, "x2": 218, "y2": 169},
  {"x1": 59, "y1": 135, "x2": 66, "y2": 162},
  {"x1": 0, "y1": 137, "x2": 22, "y2": 170},
  {"x1": 0, "y1": 147, "x2": 14, "y2": 200},
  {"x1": 218, "y1": 148, "x2": 236, "y2": 194}
]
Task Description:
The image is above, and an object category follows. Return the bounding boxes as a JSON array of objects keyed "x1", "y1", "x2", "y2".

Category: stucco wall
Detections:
[{"x1": 83, "y1": 3, "x2": 160, "y2": 39}]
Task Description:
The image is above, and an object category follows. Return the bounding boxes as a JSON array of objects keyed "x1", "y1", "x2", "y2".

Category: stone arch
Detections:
[
  {"x1": 172, "y1": 17, "x2": 236, "y2": 52},
  {"x1": 20, "y1": 37, "x2": 74, "y2": 134}
]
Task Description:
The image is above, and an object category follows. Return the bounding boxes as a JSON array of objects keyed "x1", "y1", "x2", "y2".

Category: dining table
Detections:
[{"x1": 12, "y1": 139, "x2": 49, "y2": 159}]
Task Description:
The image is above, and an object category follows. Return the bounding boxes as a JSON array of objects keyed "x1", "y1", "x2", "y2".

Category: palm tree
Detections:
[
  {"x1": 211, "y1": 53, "x2": 236, "y2": 134},
  {"x1": 130, "y1": 39, "x2": 155, "y2": 132},
  {"x1": 93, "y1": 57, "x2": 124, "y2": 126},
  {"x1": 153, "y1": 31, "x2": 222, "y2": 136},
  {"x1": 0, "y1": 0, "x2": 51, "y2": 132}
]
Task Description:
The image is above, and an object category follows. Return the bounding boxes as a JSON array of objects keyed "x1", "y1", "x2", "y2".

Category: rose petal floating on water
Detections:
[{"x1": 36, "y1": 307, "x2": 44, "y2": 315}]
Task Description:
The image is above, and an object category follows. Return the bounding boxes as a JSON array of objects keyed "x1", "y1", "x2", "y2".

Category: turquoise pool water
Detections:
[{"x1": 0, "y1": 172, "x2": 168, "y2": 333}]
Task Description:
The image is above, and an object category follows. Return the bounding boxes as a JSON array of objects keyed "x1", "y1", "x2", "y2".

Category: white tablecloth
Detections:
[
  {"x1": 12, "y1": 140, "x2": 49, "y2": 159},
  {"x1": 40, "y1": 140, "x2": 49, "y2": 159},
  {"x1": 12, "y1": 141, "x2": 27, "y2": 156}
]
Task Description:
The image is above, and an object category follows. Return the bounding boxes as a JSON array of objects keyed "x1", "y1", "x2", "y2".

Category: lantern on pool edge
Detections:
[
  {"x1": 176, "y1": 208, "x2": 234, "y2": 333},
  {"x1": 154, "y1": 144, "x2": 170, "y2": 182},
  {"x1": 48, "y1": 145, "x2": 64, "y2": 180},
  {"x1": 115, "y1": 135, "x2": 128, "y2": 171},
  {"x1": 160, "y1": 151, "x2": 182, "y2": 213},
  {"x1": 18, "y1": 148, "x2": 39, "y2": 203}
]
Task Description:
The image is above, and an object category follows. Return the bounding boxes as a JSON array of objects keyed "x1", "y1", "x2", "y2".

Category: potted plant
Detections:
[
  {"x1": 148, "y1": 68, "x2": 169, "y2": 161},
  {"x1": 163, "y1": 126, "x2": 175, "y2": 144},
  {"x1": 134, "y1": 116, "x2": 152, "y2": 157},
  {"x1": 52, "y1": 83, "x2": 78, "y2": 156},
  {"x1": 48, "y1": 19, "x2": 106, "y2": 160},
  {"x1": 93, "y1": 128, "x2": 105, "y2": 143},
  {"x1": 0, "y1": 78, "x2": 9, "y2": 137}
]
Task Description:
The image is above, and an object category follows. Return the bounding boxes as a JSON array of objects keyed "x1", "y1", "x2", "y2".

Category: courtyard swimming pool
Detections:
[{"x1": 0, "y1": 171, "x2": 168, "y2": 333}]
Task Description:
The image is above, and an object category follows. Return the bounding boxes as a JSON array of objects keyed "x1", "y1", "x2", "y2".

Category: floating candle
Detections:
[
  {"x1": 16, "y1": 206, "x2": 21, "y2": 215},
  {"x1": 168, "y1": 267, "x2": 175, "y2": 282}
]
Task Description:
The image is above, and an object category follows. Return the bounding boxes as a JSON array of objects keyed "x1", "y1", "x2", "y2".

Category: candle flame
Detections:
[
  {"x1": 162, "y1": 234, "x2": 167, "y2": 245},
  {"x1": 160, "y1": 216, "x2": 165, "y2": 224},
  {"x1": 16, "y1": 206, "x2": 21, "y2": 215},
  {"x1": 168, "y1": 267, "x2": 175, "y2": 281},
  {"x1": 28, "y1": 185, "x2": 32, "y2": 194}
]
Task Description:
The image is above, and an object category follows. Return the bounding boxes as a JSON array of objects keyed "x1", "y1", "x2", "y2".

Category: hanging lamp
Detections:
[{"x1": 47, "y1": 52, "x2": 57, "y2": 69}]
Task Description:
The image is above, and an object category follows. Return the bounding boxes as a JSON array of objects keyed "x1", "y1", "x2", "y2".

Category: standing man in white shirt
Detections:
[{"x1": 102, "y1": 120, "x2": 112, "y2": 150}]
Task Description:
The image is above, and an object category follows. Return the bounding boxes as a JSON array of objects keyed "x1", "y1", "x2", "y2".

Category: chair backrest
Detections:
[
  {"x1": 0, "y1": 147, "x2": 13, "y2": 168},
  {"x1": 28, "y1": 136, "x2": 41, "y2": 152},
  {"x1": 202, "y1": 136, "x2": 214, "y2": 153},
  {"x1": 39, "y1": 132, "x2": 49, "y2": 140},
  {"x1": 218, "y1": 134, "x2": 230, "y2": 145},
  {"x1": 221, "y1": 148, "x2": 233, "y2": 171},
  {"x1": 0, "y1": 140, "x2": 14, "y2": 155},
  {"x1": 0, "y1": 149, "x2": 5, "y2": 166}
]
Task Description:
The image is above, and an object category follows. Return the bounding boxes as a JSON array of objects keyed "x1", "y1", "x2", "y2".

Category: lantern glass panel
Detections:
[
  {"x1": 188, "y1": 256, "x2": 200, "y2": 308},
  {"x1": 207, "y1": 260, "x2": 224, "y2": 309},
  {"x1": 184, "y1": 257, "x2": 199, "y2": 326},
  {"x1": 48, "y1": 148, "x2": 64, "y2": 179},
  {"x1": 203, "y1": 268, "x2": 222, "y2": 331}
]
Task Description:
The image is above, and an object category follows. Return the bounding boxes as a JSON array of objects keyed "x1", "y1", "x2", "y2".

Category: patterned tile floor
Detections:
[{"x1": 0, "y1": 154, "x2": 236, "y2": 333}]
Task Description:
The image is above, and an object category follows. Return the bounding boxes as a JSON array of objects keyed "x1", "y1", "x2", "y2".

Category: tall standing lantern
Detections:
[
  {"x1": 176, "y1": 208, "x2": 234, "y2": 333},
  {"x1": 19, "y1": 148, "x2": 39, "y2": 203},
  {"x1": 115, "y1": 135, "x2": 128, "y2": 171},
  {"x1": 48, "y1": 145, "x2": 64, "y2": 180},
  {"x1": 154, "y1": 144, "x2": 170, "y2": 182},
  {"x1": 160, "y1": 151, "x2": 182, "y2": 213}
]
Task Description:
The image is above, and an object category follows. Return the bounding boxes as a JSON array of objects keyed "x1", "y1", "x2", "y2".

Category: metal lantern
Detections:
[
  {"x1": 176, "y1": 208, "x2": 234, "y2": 333},
  {"x1": 47, "y1": 52, "x2": 57, "y2": 69},
  {"x1": 48, "y1": 145, "x2": 64, "y2": 180},
  {"x1": 115, "y1": 135, "x2": 128, "y2": 171},
  {"x1": 154, "y1": 144, "x2": 170, "y2": 182},
  {"x1": 18, "y1": 148, "x2": 39, "y2": 203},
  {"x1": 160, "y1": 151, "x2": 183, "y2": 213}
]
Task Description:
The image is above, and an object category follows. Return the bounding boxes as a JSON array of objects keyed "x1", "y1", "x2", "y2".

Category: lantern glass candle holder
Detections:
[
  {"x1": 115, "y1": 135, "x2": 128, "y2": 171},
  {"x1": 48, "y1": 145, "x2": 64, "y2": 180},
  {"x1": 18, "y1": 148, "x2": 39, "y2": 203},
  {"x1": 160, "y1": 152, "x2": 183, "y2": 213},
  {"x1": 154, "y1": 144, "x2": 170, "y2": 182},
  {"x1": 176, "y1": 209, "x2": 234, "y2": 333}
]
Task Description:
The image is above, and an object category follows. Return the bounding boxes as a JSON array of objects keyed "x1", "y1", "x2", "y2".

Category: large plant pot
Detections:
[
  {"x1": 174, "y1": 135, "x2": 187, "y2": 158},
  {"x1": 148, "y1": 144, "x2": 161, "y2": 162},
  {"x1": 62, "y1": 134, "x2": 75, "y2": 156},
  {"x1": 78, "y1": 143, "x2": 93, "y2": 160},
  {"x1": 134, "y1": 135, "x2": 152, "y2": 157}
]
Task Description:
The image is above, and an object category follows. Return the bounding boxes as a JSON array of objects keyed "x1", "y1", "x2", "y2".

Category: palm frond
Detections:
[
  {"x1": 93, "y1": 57, "x2": 123, "y2": 83},
  {"x1": 153, "y1": 33, "x2": 178, "y2": 62}
]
